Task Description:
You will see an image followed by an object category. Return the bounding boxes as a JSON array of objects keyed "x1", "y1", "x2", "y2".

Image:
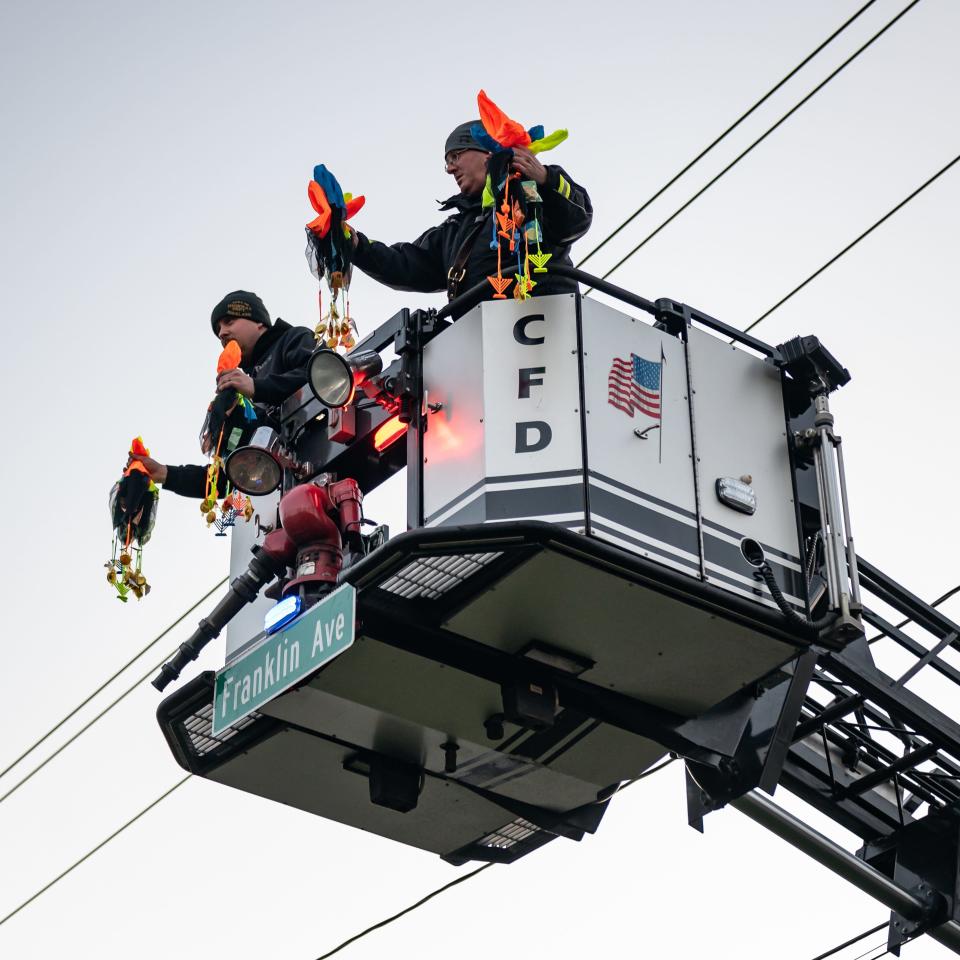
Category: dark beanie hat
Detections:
[
  {"x1": 444, "y1": 120, "x2": 487, "y2": 157},
  {"x1": 210, "y1": 290, "x2": 271, "y2": 336}
]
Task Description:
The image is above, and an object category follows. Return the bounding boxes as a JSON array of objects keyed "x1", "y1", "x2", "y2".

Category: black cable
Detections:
[
  {"x1": 0, "y1": 640, "x2": 200, "y2": 806},
  {"x1": 849, "y1": 940, "x2": 893, "y2": 960},
  {"x1": 315, "y1": 864, "x2": 494, "y2": 959},
  {"x1": 576, "y1": 0, "x2": 880, "y2": 268},
  {"x1": 314, "y1": 756, "x2": 676, "y2": 959},
  {"x1": 758, "y1": 561, "x2": 837, "y2": 632},
  {"x1": 809, "y1": 921, "x2": 889, "y2": 960},
  {"x1": 746, "y1": 151, "x2": 960, "y2": 331},
  {"x1": 0, "y1": 576, "x2": 227, "y2": 782},
  {"x1": 590, "y1": 0, "x2": 923, "y2": 288},
  {"x1": 611, "y1": 755, "x2": 678, "y2": 796},
  {"x1": 0, "y1": 775, "x2": 191, "y2": 927}
]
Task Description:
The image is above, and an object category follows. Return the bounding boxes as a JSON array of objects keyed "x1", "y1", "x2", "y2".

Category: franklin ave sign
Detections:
[{"x1": 212, "y1": 584, "x2": 356, "y2": 735}]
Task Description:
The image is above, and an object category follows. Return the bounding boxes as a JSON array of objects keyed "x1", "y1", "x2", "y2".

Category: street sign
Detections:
[{"x1": 212, "y1": 583, "x2": 355, "y2": 735}]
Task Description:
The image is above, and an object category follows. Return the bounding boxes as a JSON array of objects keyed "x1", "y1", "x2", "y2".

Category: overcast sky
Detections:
[{"x1": 2, "y1": 1, "x2": 959, "y2": 958}]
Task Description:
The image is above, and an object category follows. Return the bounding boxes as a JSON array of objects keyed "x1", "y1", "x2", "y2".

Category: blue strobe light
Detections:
[{"x1": 264, "y1": 594, "x2": 303, "y2": 635}]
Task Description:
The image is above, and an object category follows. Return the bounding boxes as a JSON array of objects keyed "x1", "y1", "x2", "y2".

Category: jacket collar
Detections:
[
  {"x1": 246, "y1": 318, "x2": 292, "y2": 372},
  {"x1": 438, "y1": 192, "x2": 483, "y2": 214}
]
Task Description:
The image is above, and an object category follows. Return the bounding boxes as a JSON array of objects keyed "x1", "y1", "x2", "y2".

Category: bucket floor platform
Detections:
[{"x1": 159, "y1": 522, "x2": 811, "y2": 864}]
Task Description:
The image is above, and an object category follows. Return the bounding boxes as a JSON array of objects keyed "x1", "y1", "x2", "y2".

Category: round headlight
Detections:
[
  {"x1": 225, "y1": 446, "x2": 283, "y2": 495},
  {"x1": 308, "y1": 349, "x2": 355, "y2": 408}
]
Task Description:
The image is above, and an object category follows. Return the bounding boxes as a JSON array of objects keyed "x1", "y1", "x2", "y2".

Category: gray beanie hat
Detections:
[{"x1": 444, "y1": 120, "x2": 487, "y2": 157}]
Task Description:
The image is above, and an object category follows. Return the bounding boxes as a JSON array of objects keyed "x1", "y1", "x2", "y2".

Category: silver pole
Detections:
[
  {"x1": 812, "y1": 440, "x2": 840, "y2": 608},
  {"x1": 815, "y1": 395, "x2": 850, "y2": 613},
  {"x1": 835, "y1": 441, "x2": 862, "y2": 607},
  {"x1": 731, "y1": 792, "x2": 960, "y2": 953}
]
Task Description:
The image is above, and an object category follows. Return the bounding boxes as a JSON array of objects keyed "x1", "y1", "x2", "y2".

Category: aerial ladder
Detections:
[{"x1": 153, "y1": 266, "x2": 960, "y2": 955}]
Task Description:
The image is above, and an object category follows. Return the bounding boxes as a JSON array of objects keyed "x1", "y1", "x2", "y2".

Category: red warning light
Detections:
[{"x1": 373, "y1": 415, "x2": 407, "y2": 452}]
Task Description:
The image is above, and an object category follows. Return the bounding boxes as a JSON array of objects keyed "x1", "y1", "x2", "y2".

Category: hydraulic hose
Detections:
[
  {"x1": 758, "y1": 561, "x2": 837, "y2": 633},
  {"x1": 152, "y1": 545, "x2": 287, "y2": 692},
  {"x1": 741, "y1": 536, "x2": 837, "y2": 634}
]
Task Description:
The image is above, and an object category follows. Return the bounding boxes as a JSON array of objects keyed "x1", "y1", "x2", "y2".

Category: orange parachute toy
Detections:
[
  {"x1": 105, "y1": 436, "x2": 159, "y2": 601},
  {"x1": 198, "y1": 340, "x2": 255, "y2": 534},
  {"x1": 469, "y1": 90, "x2": 568, "y2": 301}
]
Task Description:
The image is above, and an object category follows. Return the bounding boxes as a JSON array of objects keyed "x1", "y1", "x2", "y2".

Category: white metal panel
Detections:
[
  {"x1": 421, "y1": 306, "x2": 485, "y2": 523},
  {"x1": 687, "y1": 328, "x2": 802, "y2": 598},
  {"x1": 580, "y1": 298, "x2": 699, "y2": 572},
  {"x1": 225, "y1": 490, "x2": 280, "y2": 661},
  {"x1": 422, "y1": 295, "x2": 586, "y2": 529},
  {"x1": 481, "y1": 295, "x2": 583, "y2": 481}
]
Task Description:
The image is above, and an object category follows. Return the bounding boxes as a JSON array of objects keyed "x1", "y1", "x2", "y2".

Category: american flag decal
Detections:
[{"x1": 608, "y1": 354, "x2": 662, "y2": 420}]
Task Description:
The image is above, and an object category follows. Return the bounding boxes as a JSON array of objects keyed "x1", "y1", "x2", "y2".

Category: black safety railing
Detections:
[
  {"x1": 436, "y1": 263, "x2": 778, "y2": 358},
  {"x1": 782, "y1": 555, "x2": 960, "y2": 840}
]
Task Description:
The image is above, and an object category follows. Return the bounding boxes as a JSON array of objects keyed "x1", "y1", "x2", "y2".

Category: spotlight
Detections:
[
  {"x1": 307, "y1": 348, "x2": 383, "y2": 409},
  {"x1": 225, "y1": 427, "x2": 284, "y2": 495}
]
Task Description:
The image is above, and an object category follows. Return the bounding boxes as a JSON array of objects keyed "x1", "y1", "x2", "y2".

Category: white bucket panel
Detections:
[
  {"x1": 687, "y1": 327, "x2": 803, "y2": 602},
  {"x1": 580, "y1": 298, "x2": 699, "y2": 573},
  {"x1": 423, "y1": 295, "x2": 585, "y2": 529},
  {"x1": 225, "y1": 489, "x2": 280, "y2": 661},
  {"x1": 420, "y1": 294, "x2": 802, "y2": 608}
]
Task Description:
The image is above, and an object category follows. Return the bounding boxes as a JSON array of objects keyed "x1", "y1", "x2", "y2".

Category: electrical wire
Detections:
[
  {"x1": 0, "y1": 576, "x2": 227, "y2": 782},
  {"x1": 575, "y1": 0, "x2": 880, "y2": 269},
  {"x1": 0, "y1": 640, "x2": 202, "y2": 806},
  {"x1": 314, "y1": 757, "x2": 677, "y2": 959},
  {"x1": 587, "y1": 0, "x2": 923, "y2": 289},
  {"x1": 745, "y1": 151, "x2": 960, "y2": 331},
  {"x1": 0, "y1": 775, "x2": 191, "y2": 928},
  {"x1": 314, "y1": 863, "x2": 494, "y2": 960},
  {"x1": 849, "y1": 940, "x2": 894, "y2": 960},
  {"x1": 0, "y1": 699, "x2": 674, "y2": 937},
  {"x1": 809, "y1": 921, "x2": 889, "y2": 960},
  {"x1": 606, "y1": 755, "x2": 678, "y2": 798}
]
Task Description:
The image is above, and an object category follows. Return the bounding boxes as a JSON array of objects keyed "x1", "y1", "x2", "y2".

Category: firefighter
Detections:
[
  {"x1": 131, "y1": 290, "x2": 314, "y2": 497},
  {"x1": 350, "y1": 121, "x2": 593, "y2": 302}
]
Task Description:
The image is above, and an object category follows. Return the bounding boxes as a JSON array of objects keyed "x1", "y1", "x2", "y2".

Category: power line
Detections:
[
  {"x1": 849, "y1": 939, "x2": 894, "y2": 960},
  {"x1": 0, "y1": 775, "x2": 191, "y2": 928},
  {"x1": 745, "y1": 151, "x2": 960, "y2": 332},
  {"x1": 314, "y1": 756, "x2": 678, "y2": 959},
  {"x1": 315, "y1": 864, "x2": 494, "y2": 960},
  {"x1": 809, "y1": 921, "x2": 889, "y2": 960},
  {"x1": 576, "y1": 0, "x2": 880, "y2": 269},
  {"x1": 0, "y1": 581, "x2": 230, "y2": 806},
  {"x1": 589, "y1": 0, "x2": 923, "y2": 288},
  {"x1": 0, "y1": 576, "x2": 227, "y2": 782},
  {"x1": 0, "y1": 641, "x2": 200, "y2": 806}
]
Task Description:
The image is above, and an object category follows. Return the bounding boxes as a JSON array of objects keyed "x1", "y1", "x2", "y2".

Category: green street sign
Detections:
[{"x1": 212, "y1": 583, "x2": 356, "y2": 735}]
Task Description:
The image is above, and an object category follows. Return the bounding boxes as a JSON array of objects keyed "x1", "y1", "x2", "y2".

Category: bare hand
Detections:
[
  {"x1": 127, "y1": 453, "x2": 167, "y2": 485},
  {"x1": 511, "y1": 146, "x2": 548, "y2": 186},
  {"x1": 217, "y1": 369, "x2": 255, "y2": 398}
]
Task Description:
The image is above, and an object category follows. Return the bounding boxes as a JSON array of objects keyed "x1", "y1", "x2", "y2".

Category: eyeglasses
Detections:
[{"x1": 444, "y1": 148, "x2": 470, "y2": 171}]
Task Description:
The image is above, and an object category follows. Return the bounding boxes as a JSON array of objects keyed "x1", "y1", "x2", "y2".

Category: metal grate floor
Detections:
[
  {"x1": 478, "y1": 818, "x2": 540, "y2": 850},
  {"x1": 379, "y1": 552, "x2": 502, "y2": 600},
  {"x1": 182, "y1": 702, "x2": 261, "y2": 756}
]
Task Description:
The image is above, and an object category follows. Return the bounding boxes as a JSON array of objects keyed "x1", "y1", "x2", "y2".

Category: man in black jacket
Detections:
[
  {"x1": 133, "y1": 290, "x2": 315, "y2": 498},
  {"x1": 351, "y1": 120, "x2": 592, "y2": 301}
]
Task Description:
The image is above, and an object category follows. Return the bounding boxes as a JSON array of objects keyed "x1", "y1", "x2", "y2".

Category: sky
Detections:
[{"x1": 1, "y1": 0, "x2": 959, "y2": 957}]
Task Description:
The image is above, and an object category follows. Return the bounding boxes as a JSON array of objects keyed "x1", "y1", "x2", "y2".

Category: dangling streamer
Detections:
[
  {"x1": 105, "y1": 437, "x2": 159, "y2": 601},
  {"x1": 473, "y1": 90, "x2": 568, "y2": 298},
  {"x1": 197, "y1": 340, "x2": 257, "y2": 534},
  {"x1": 305, "y1": 165, "x2": 364, "y2": 352}
]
